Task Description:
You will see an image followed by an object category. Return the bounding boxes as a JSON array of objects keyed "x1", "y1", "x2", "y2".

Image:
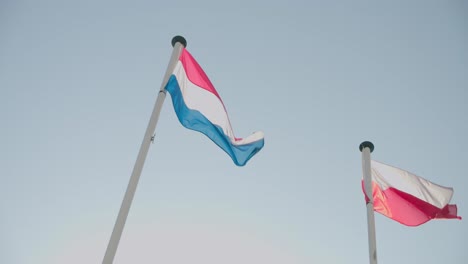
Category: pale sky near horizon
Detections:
[{"x1": 1, "y1": 1, "x2": 467, "y2": 263}]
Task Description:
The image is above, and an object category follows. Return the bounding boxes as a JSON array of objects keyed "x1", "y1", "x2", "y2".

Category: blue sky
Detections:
[{"x1": 1, "y1": 1, "x2": 467, "y2": 263}]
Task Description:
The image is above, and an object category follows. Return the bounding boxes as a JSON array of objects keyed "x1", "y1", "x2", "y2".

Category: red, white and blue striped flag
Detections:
[{"x1": 164, "y1": 48, "x2": 264, "y2": 166}]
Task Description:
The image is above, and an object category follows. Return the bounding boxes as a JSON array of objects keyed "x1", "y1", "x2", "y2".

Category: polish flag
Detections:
[{"x1": 363, "y1": 160, "x2": 461, "y2": 226}]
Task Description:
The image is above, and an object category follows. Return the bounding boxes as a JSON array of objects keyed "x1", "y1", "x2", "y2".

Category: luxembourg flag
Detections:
[
  {"x1": 164, "y1": 48, "x2": 264, "y2": 166},
  {"x1": 363, "y1": 160, "x2": 461, "y2": 226}
]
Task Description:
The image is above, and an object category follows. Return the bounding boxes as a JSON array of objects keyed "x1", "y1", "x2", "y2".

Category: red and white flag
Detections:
[{"x1": 363, "y1": 160, "x2": 461, "y2": 226}]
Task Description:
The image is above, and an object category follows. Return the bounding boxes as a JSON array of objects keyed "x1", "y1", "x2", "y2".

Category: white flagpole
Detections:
[
  {"x1": 359, "y1": 141, "x2": 378, "y2": 264},
  {"x1": 102, "y1": 36, "x2": 187, "y2": 264}
]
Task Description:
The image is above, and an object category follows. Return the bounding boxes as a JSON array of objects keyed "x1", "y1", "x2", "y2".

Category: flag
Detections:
[
  {"x1": 363, "y1": 160, "x2": 461, "y2": 226},
  {"x1": 164, "y1": 48, "x2": 264, "y2": 166}
]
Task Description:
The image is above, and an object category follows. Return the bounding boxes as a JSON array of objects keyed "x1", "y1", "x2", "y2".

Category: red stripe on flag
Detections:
[
  {"x1": 179, "y1": 49, "x2": 222, "y2": 100},
  {"x1": 362, "y1": 181, "x2": 461, "y2": 226}
]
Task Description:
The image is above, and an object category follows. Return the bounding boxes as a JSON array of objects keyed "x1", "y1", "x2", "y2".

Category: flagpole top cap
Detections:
[
  {"x1": 359, "y1": 141, "x2": 374, "y2": 153},
  {"x1": 172, "y1": 36, "x2": 187, "y2": 47}
]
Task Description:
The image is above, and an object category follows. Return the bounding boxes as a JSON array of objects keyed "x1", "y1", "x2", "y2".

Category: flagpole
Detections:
[
  {"x1": 102, "y1": 36, "x2": 187, "y2": 264},
  {"x1": 359, "y1": 141, "x2": 378, "y2": 264}
]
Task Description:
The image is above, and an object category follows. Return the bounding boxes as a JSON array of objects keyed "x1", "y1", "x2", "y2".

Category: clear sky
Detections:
[{"x1": 1, "y1": 1, "x2": 467, "y2": 263}]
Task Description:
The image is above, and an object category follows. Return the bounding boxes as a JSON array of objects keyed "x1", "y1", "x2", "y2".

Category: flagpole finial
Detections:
[
  {"x1": 172, "y1": 36, "x2": 187, "y2": 47},
  {"x1": 359, "y1": 141, "x2": 374, "y2": 153}
]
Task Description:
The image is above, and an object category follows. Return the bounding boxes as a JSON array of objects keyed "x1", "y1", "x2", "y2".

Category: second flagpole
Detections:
[
  {"x1": 359, "y1": 141, "x2": 378, "y2": 264},
  {"x1": 102, "y1": 36, "x2": 187, "y2": 264}
]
